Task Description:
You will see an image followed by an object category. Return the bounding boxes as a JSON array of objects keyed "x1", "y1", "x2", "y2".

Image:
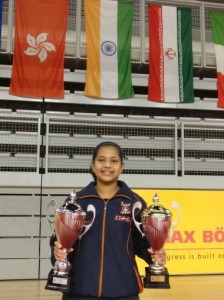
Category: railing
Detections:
[{"x1": 1, "y1": 110, "x2": 224, "y2": 188}]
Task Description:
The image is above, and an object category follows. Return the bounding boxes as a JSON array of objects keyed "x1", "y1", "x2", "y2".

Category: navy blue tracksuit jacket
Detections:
[{"x1": 50, "y1": 180, "x2": 152, "y2": 298}]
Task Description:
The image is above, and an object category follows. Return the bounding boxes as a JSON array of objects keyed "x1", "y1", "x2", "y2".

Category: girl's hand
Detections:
[
  {"x1": 54, "y1": 241, "x2": 73, "y2": 261},
  {"x1": 148, "y1": 248, "x2": 166, "y2": 266}
]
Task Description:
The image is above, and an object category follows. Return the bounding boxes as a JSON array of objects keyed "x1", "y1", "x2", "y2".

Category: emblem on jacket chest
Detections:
[
  {"x1": 114, "y1": 201, "x2": 131, "y2": 222},
  {"x1": 120, "y1": 202, "x2": 131, "y2": 215}
]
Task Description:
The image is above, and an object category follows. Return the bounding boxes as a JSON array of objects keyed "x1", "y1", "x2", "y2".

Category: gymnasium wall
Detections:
[{"x1": 0, "y1": 0, "x2": 224, "y2": 280}]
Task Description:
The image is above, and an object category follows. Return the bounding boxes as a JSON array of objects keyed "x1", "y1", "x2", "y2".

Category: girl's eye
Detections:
[
  {"x1": 111, "y1": 160, "x2": 119, "y2": 164},
  {"x1": 96, "y1": 157, "x2": 120, "y2": 164}
]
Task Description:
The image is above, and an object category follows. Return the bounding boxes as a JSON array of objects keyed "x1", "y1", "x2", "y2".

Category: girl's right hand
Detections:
[{"x1": 54, "y1": 241, "x2": 73, "y2": 261}]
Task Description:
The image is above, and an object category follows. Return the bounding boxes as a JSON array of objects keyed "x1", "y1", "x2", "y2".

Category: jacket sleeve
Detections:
[
  {"x1": 132, "y1": 196, "x2": 153, "y2": 265},
  {"x1": 49, "y1": 233, "x2": 57, "y2": 266}
]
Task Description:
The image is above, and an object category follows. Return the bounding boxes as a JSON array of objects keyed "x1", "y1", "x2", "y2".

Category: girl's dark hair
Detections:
[{"x1": 89, "y1": 141, "x2": 124, "y2": 182}]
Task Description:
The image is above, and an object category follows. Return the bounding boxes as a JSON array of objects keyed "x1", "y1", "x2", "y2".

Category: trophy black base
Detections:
[
  {"x1": 143, "y1": 267, "x2": 170, "y2": 289},
  {"x1": 45, "y1": 269, "x2": 71, "y2": 293}
]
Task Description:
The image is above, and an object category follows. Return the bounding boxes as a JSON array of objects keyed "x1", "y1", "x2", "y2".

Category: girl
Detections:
[{"x1": 51, "y1": 141, "x2": 166, "y2": 300}]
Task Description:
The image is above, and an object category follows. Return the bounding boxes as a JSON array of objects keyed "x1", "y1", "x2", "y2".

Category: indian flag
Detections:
[
  {"x1": 84, "y1": 0, "x2": 134, "y2": 99},
  {"x1": 211, "y1": 12, "x2": 224, "y2": 109},
  {"x1": 148, "y1": 5, "x2": 194, "y2": 103}
]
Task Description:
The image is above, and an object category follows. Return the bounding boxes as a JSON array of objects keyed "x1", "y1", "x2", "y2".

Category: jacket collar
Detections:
[{"x1": 77, "y1": 180, "x2": 134, "y2": 200}]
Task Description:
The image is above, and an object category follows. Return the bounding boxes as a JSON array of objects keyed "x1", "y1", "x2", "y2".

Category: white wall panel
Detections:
[
  {"x1": 0, "y1": 195, "x2": 40, "y2": 215},
  {"x1": 0, "y1": 217, "x2": 40, "y2": 237},
  {"x1": 0, "y1": 259, "x2": 39, "y2": 280},
  {"x1": 41, "y1": 217, "x2": 54, "y2": 237},
  {"x1": 40, "y1": 237, "x2": 51, "y2": 259},
  {"x1": 40, "y1": 259, "x2": 53, "y2": 280},
  {"x1": 0, "y1": 238, "x2": 39, "y2": 258}
]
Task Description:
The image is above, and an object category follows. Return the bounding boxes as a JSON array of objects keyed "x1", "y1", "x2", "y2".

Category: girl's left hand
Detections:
[{"x1": 148, "y1": 248, "x2": 166, "y2": 266}]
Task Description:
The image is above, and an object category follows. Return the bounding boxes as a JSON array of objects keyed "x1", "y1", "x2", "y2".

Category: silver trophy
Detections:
[
  {"x1": 45, "y1": 192, "x2": 96, "y2": 293},
  {"x1": 133, "y1": 193, "x2": 180, "y2": 288}
]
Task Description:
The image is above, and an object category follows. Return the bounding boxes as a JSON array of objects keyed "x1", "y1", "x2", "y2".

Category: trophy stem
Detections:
[
  {"x1": 150, "y1": 262, "x2": 165, "y2": 274},
  {"x1": 54, "y1": 258, "x2": 71, "y2": 275}
]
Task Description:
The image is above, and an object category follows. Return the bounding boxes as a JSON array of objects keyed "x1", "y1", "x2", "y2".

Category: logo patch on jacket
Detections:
[{"x1": 114, "y1": 201, "x2": 131, "y2": 222}]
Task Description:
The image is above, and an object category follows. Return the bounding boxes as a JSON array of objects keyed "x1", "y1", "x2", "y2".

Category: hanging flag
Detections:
[
  {"x1": 9, "y1": 0, "x2": 68, "y2": 99},
  {"x1": 84, "y1": 0, "x2": 134, "y2": 99},
  {"x1": 211, "y1": 12, "x2": 224, "y2": 109},
  {"x1": 148, "y1": 5, "x2": 194, "y2": 103}
]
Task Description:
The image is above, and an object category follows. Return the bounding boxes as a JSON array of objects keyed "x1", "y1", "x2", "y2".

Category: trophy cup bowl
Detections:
[
  {"x1": 133, "y1": 193, "x2": 180, "y2": 289},
  {"x1": 45, "y1": 193, "x2": 96, "y2": 293}
]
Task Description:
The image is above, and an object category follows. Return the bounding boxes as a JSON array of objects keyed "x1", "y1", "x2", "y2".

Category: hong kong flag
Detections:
[{"x1": 9, "y1": 0, "x2": 68, "y2": 99}]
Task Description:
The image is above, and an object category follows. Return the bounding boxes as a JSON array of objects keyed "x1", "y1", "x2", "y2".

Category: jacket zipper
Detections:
[{"x1": 98, "y1": 200, "x2": 107, "y2": 297}]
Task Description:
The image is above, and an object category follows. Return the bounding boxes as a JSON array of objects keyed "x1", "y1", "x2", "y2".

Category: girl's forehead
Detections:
[{"x1": 96, "y1": 146, "x2": 120, "y2": 156}]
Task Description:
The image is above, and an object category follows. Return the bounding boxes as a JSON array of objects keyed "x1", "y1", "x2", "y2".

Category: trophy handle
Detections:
[
  {"x1": 46, "y1": 199, "x2": 57, "y2": 233},
  {"x1": 79, "y1": 204, "x2": 96, "y2": 239},
  {"x1": 132, "y1": 201, "x2": 145, "y2": 238},
  {"x1": 170, "y1": 201, "x2": 181, "y2": 235}
]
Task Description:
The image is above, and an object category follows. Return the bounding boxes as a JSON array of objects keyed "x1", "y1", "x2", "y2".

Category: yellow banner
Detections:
[{"x1": 133, "y1": 189, "x2": 224, "y2": 275}]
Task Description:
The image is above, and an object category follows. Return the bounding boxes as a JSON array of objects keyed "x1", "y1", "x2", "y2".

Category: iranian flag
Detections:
[
  {"x1": 148, "y1": 5, "x2": 194, "y2": 103},
  {"x1": 84, "y1": 0, "x2": 134, "y2": 99},
  {"x1": 9, "y1": 0, "x2": 68, "y2": 99},
  {"x1": 211, "y1": 12, "x2": 224, "y2": 109}
]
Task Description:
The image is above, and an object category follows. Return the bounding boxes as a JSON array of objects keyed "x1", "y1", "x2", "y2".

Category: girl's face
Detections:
[{"x1": 91, "y1": 146, "x2": 124, "y2": 184}]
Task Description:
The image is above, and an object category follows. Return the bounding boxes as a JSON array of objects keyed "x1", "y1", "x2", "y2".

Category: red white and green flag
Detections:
[
  {"x1": 9, "y1": 0, "x2": 68, "y2": 99},
  {"x1": 211, "y1": 12, "x2": 224, "y2": 109},
  {"x1": 148, "y1": 5, "x2": 194, "y2": 103},
  {"x1": 84, "y1": 0, "x2": 134, "y2": 99}
]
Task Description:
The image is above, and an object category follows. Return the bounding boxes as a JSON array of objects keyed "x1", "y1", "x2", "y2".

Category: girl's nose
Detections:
[{"x1": 104, "y1": 159, "x2": 112, "y2": 166}]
